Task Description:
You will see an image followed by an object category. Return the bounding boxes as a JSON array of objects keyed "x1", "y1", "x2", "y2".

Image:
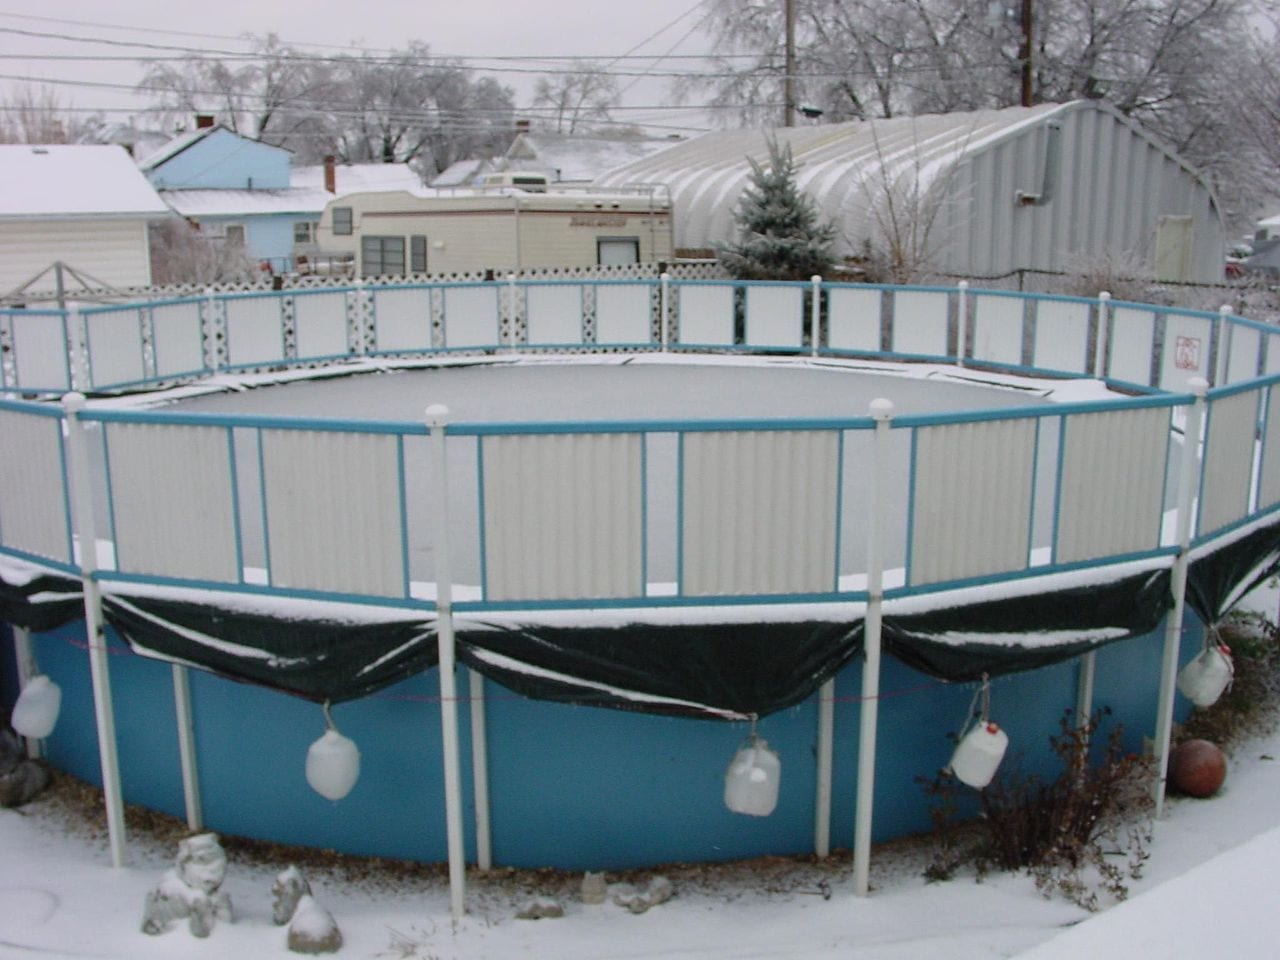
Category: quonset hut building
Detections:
[{"x1": 596, "y1": 100, "x2": 1226, "y2": 284}]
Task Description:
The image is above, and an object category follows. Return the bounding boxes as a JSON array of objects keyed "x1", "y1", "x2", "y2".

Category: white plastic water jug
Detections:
[
  {"x1": 724, "y1": 737, "x2": 781, "y2": 816},
  {"x1": 1177, "y1": 645, "x2": 1234, "y2": 708},
  {"x1": 306, "y1": 729, "x2": 361, "y2": 801},
  {"x1": 11, "y1": 674, "x2": 62, "y2": 740},
  {"x1": 949, "y1": 722, "x2": 1009, "y2": 789}
]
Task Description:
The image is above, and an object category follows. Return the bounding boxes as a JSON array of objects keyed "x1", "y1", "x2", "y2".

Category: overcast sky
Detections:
[{"x1": 0, "y1": 0, "x2": 721, "y2": 133}]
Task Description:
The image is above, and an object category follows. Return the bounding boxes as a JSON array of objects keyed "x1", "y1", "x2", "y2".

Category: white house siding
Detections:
[{"x1": 0, "y1": 218, "x2": 153, "y2": 293}]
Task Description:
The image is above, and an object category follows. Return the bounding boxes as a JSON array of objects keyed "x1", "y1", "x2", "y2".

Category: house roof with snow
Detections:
[
  {"x1": 0, "y1": 144, "x2": 170, "y2": 221},
  {"x1": 497, "y1": 132, "x2": 683, "y2": 183},
  {"x1": 159, "y1": 162, "x2": 424, "y2": 219}
]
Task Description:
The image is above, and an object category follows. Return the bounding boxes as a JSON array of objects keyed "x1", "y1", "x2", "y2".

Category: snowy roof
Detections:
[
  {"x1": 292, "y1": 162, "x2": 423, "y2": 193},
  {"x1": 136, "y1": 125, "x2": 219, "y2": 171},
  {"x1": 0, "y1": 144, "x2": 171, "y2": 220},
  {"x1": 159, "y1": 187, "x2": 334, "y2": 218},
  {"x1": 500, "y1": 132, "x2": 683, "y2": 183},
  {"x1": 593, "y1": 102, "x2": 1074, "y2": 250},
  {"x1": 431, "y1": 157, "x2": 498, "y2": 187}
]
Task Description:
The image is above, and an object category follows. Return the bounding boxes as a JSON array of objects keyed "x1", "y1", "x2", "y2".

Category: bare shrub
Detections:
[{"x1": 920, "y1": 709, "x2": 1154, "y2": 911}]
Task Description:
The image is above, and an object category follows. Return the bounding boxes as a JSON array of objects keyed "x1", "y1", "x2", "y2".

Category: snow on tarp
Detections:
[{"x1": 7, "y1": 516, "x2": 1280, "y2": 716}]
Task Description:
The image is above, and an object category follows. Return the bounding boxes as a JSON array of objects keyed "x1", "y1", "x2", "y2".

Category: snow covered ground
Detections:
[{"x1": 3, "y1": 581, "x2": 1279, "y2": 960}]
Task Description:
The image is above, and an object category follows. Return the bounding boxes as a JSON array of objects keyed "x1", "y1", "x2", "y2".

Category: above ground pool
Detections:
[{"x1": 3, "y1": 276, "x2": 1280, "y2": 915}]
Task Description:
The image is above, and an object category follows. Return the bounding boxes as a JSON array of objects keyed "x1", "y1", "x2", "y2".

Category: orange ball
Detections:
[{"x1": 1169, "y1": 739, "x2": 1226, "y2": 798}]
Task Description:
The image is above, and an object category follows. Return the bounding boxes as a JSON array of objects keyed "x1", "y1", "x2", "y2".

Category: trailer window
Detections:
[
  {"x1": 361, "y1": 236, "x2": 405, "y2": 277},
  {"x1": 333, "y1": 207, "x2": 353, "y2": 236},
  {"x1": 598, "y1": 237, "x2": 640, "y2": 266},
  {"x1": 411, "y1": 235, "x2": 428, "y2": 274}
]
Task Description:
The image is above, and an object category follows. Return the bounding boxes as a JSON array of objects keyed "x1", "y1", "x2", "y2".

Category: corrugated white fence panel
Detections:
[
  {"x1": 260, "y1": 429, "x2": 405, "y2": 596},
  {"x1": 678, "y1": 284, "x2": 735, "y2": 346},
  {"x1": 0, "y1": 410, "x2": 68, "y2": 562},
  {"x1": 1198, "y1": 389, "x2": 1260, "y2": 537},
  {"x1": 1055, "y1": 406, "x2": 1170, "y2": 563},
  {"x1": 11, "y1": 313, "x2": 70, "y2": 391},
  {"x1": 595, "y1": 284, "x2": 651, "y2": 344},
  {"x1": 481, "y1": 433, "x2": 643, "y2": 601},
  {"x1": 526, "y1": 285, "x2": 584, "y2": 345},
  {"x1": 1158, "y1": 313, "x2": 1214, "y2": 391},
  {"x1": 105, "y1": 422, "x2": 238, "y2": 582},
  {"x1": 909, "y1": 418, "x2": 1036, "y2": 586},
  {"x1": 371, "y1": 287, "x2": 432, "y2": 353},
  {"x1": 224, "y1": 296, "x2": 286, "y2": 367},
  {"x1": 745, "y1": 285, "x2": 804, "y2": 348},
  {"x1": 1107, "y1": 307, "x2": 1156, "y2": 386},
  {"x1": 151, "y1": 303, "x2": 205, "y2": 378},
  {"x1": 293, "y1": 292, "x2": 349, "y2": 360},
  {"x1": 85, "y1": 309, "x2": 145, "y2": 388},
  {"x1": 826, "y1": 287, "x2": 881, "y2": 352},
  {"x1": 890, "y1": 290, "x2": 950, "y2": 357},
  {"x1": 443, "y1": 286, "x2": 500, "y2": 349},
  {"x1": 970, "y1": 294, "x2": 1024, "y2": 366},
  {"x1": 1226, "y1": 324, "x2": 1262, "y2": 385},
  {"x1": 681, "y1": 430, "x2": 839, "y2": 596},
  {"x1": 1032, "y1": 299, "x2": 1092, "y2": 375},
  {"x1": 1259, "y1": 387, "x2": 1280, "y2": 512}
]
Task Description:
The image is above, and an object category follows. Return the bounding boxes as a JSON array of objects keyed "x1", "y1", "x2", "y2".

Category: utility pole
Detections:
[
  {"x1": 1019, "y1": 0, "x2": 1034, "y2": 107},
  {"x1": 784, "y1": 0, "x2": 796, "y2": 126}
]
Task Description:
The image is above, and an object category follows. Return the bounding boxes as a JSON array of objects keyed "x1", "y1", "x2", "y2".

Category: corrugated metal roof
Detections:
[{"x1": 594, "y1": 102, "x2": 1071, "y2": 251}]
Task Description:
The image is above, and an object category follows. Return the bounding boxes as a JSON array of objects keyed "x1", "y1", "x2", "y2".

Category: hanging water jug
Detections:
[
  {"x1": 11, "y1": 674, "x2": 62, "y2": 740},
  {"x1": 1177, "y1": 644, "x2": 1234, "y2": 709},
  {"x1": 949, "y1": 721, "x2": 1008, "y2": 789},
  {"x1": 306, "y1": 728, "x2": 361, "y2": 801},
  {"x1": 724, "y1": 736, "x2": 781, "y2": 817}
]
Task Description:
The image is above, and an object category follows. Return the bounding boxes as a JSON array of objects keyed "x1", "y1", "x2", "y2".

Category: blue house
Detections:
[{"x1": 140, "y1": 121, "x2": 420, "y2": 275}]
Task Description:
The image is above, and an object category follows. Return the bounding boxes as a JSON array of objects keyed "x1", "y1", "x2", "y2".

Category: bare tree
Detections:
[
  {"x1": 0, "y1": 84, "x2": 105, "y2": 144},
  {"x1": 531, "y1": 63, "x2": 621, "y2": 133}
]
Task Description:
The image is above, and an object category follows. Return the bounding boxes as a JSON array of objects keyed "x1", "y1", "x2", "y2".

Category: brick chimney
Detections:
[
  {"x1": 195, "y1": 114, "x2": 215, "y2": 129},
  {"x1": 324, "y1": 155, "x2": 336, "y2": 194}
]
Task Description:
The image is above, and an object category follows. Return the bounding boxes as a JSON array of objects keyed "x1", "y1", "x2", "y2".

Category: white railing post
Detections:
[
  {"x1": 1216, "y1": 304, "x2": 1233, "y2": 386},
  {"x1": 469, "y1": 668, "x2": 492, "y2": 870},
  {"x1": 67, "y1": 304, "x2": 88, "y2": 391},
  {"x1": 203, "y1": 287, "x2": 220, "y2": 373},
  {"x1": 956, "y1": 280, "x2": 969, "y2": 367},
  {"x1": 813, "y1": 676, "x2": 835, "y2": 857},
  {"x1": 1094, "y1": 291, "x2": 1111, "y2": 378},
  {"x1": 1154, "y1": 377, "x2": 1207, "y2": 819},
  {"x1": 351, "y1": 279, "x2": 369, "y2": 357},
  {"x1": 659, "y1": 272, "x2": 671, "y2": 351},
  {"x1": 62, "y1": 392, "x2": 127, "y2": 868},
  {"x1": 172, "y1": 664, "x2": 203, "y2": 831},
  {"x1": 810, "y1": 274, "x2": 823, "y2": 358},
  {"x1": 506, "y1": 273, "x2": 518, "y2": 351},
  {"x1": 12, "y1": 626, "x2": 41, "y2": 759},
  {"x1": 425, "y1": 403, "x2": 467, "y2": 919},
  {"x1": 854, "y1": 397, "x2": 894, "y2": 897},
  {"x1": 1075, "y1": 650, "x2": 1096, "y2": 732}
]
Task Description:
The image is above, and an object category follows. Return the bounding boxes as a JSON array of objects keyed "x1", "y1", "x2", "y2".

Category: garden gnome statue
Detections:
[
  {"x1": 273, "y1": 865, "x2": 343, "y2": 954},
  {"x1": 141, "y1": 833, "x2": 233, "y2": 937}
]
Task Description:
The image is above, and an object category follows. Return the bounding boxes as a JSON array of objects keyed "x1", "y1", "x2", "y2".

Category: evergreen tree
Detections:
[{"x1": 719, "y1": 137, "x2": 837, "y2": 280}]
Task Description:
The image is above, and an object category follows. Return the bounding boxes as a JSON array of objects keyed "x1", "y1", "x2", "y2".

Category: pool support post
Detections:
[
  {"x1": 813, "y1": 676, "x2": 834, "y2": 856},
  {"x1": 1153, "y1": 378, "x2": 1206, "y2": 819},
  {"x1": 853, "y1": 397, "x2": 894, "y2": 897},
  {"x1": 63, "y1": 392, "x2": 128, "y2": 868},
  {"x1": 425, "y1": 404, "x2": 468, "y2": 919},
  {"x1": 469, "y1": 668, "x2": 492, "y2": 871},
  {"x1": 172, "y1": 663, "x2": 203, "y2": 831}
]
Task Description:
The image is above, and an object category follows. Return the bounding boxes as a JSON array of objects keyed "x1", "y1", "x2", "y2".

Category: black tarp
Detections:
[
  {"x1": 3, "y1": 514, "x2": 1279, "y2": 717},
  {"x1": 102, "y1": 594, "x2": 438, "y2": 703},
  {"x1": 1186, "y1": 517, "x2": 1280, "y2": 626},
  {"x1": 881, "y1": 567, "x2": 1173, "y2": 682}
]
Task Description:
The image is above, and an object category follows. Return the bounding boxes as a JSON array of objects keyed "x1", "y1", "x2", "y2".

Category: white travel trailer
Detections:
[{"x1": 314, "y1": 179, "x2": 673, "y2": 277}]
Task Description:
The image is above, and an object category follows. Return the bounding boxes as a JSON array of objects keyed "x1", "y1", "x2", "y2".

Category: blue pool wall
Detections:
[{"x1": 12, "y1": 609, "x2": 1203, "y2": 871}]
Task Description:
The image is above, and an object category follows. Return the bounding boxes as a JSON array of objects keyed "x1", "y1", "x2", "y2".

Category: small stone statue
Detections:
[
  {"x1": 0, "y1": 728, "x2": 50, "y2": 808},
  {"x1": 273, "y1": 865, "x2": 343, "y2": 954},
  {"x1": 140, "y1": 833, "x2": 233, "y2": 938}
]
